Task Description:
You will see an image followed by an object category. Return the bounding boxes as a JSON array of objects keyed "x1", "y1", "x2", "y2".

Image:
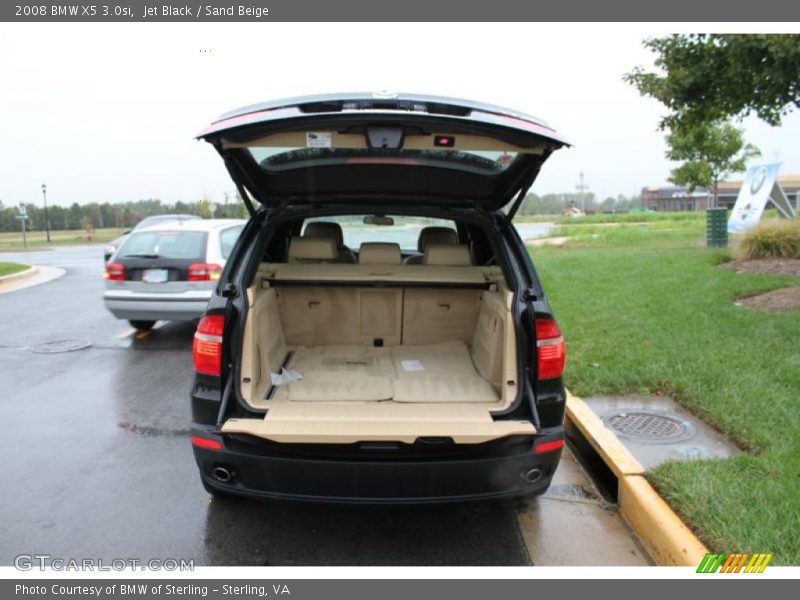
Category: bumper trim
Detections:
[{"x1": 192, "y1": 433, "x2": 562, "y2": 504}]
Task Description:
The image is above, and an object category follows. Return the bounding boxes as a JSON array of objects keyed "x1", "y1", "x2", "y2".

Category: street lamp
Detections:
[{"x1": 41, "y1": 183, "x2": 51, "y2": 243}]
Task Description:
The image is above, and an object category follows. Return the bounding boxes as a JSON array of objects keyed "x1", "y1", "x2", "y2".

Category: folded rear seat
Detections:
[
  {"x1": 285, "y1": 345, "x2": 395, "y2": 402},
  {"x1": 390, "y1": 341, "x2": 498, "y2": 403},
  {"x1": 280, "y1": 341, "x2": 497, "y2": 404},
  {"x1": 288, "y1": 373, "x2": 394, "y2": 402}
]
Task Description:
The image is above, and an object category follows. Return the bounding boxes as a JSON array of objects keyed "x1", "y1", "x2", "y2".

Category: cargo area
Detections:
[{"x1": 224, "y1": 242, "x2": 533, "y2": 444}]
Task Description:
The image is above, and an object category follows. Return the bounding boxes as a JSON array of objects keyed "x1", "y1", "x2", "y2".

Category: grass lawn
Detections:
[
  {"x1": 0, "y1": 261, "x2": 28, "y2": 277},
  {"x1": 516, "y1": 210, "x2": 707, "y2": 225},
  {"x1": 530, "y1": 220, "x2": 800, "y2": 564},
  {"x1": 0, "y1": 227, "x2": 121, "y2": 252}
]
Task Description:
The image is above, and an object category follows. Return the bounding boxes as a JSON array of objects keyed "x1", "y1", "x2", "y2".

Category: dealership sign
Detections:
[{"x1": 728, "y1": 163, "x2": 795, "y2": 233}]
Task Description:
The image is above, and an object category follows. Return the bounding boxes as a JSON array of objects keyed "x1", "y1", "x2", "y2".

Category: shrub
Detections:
[{"x1": 736, "y1": 219, "x2": 800, "y2": 259}]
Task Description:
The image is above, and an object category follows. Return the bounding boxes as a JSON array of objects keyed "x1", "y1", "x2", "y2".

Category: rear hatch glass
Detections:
[
  {"x1": 117, "y1": 230, "x2": 207, "y2": 282},
  {"x1": 198, "y1": 93, "x2": 569, "y2": 210},
  {"x1": 250, "y1": 148, "x2": 518, "y2": 175}
]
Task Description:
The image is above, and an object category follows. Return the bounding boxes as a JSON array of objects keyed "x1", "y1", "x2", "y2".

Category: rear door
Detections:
[{"x1": 197, "y1": 93, "x2": 569, "y2": 214}]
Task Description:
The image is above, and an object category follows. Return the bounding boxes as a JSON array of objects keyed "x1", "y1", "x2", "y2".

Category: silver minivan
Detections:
[{"x1": 103, "y1": 219, "x2": 245, "y2": 330}]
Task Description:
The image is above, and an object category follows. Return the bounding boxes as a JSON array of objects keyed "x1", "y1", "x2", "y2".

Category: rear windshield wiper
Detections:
[{"x1": 122, "y1": 253, "x2": 161, "y2": 259}]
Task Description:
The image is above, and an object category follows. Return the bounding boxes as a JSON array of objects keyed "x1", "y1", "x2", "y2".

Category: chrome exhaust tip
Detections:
[
  {"x1": 212, "y1": 466, "x2": 233, "y2": 483},
  {"x1": 522, "y1": 468, "x2": 542, "y2": 484}
]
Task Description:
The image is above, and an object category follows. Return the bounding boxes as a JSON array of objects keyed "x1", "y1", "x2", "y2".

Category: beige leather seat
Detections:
[
  {"x1": 422, "y1": 244, "x2": 472, "y2": 266},
  {"x1": 303, "y1": 222, "x2": 357, "y2": 264},
  {"x1": 287, "y1": 237, "x2": 338, "y2": 263},
  {"x1": 358, "y1": 242, "x2": 402, "y2": 265},
  {"x1": 404, "y1": 226, "x2": 459, "y2": 264}
]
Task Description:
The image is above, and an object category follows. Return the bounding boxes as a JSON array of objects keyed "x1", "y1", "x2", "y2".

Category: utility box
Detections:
[{"x1": 706, "y1": 207, "x2": 728, "y2": 247}]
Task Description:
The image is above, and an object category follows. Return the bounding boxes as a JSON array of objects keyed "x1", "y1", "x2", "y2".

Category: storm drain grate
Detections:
[
  {"x1": 30, "y1": 339, "x2": 93, "y2": 354},
  {"x1": 602, "y1": 410, "x2": 695, "y2": 444}
]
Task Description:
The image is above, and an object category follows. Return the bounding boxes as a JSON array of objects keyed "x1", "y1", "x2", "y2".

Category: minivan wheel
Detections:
[{"x1": 128, "y1": 320, "x2": 156, "y2": 331}]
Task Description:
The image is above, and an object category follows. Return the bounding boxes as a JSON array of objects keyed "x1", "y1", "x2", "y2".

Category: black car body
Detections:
[{"x1": 190, "y1": 93, "x2": 569, "y2": 503}]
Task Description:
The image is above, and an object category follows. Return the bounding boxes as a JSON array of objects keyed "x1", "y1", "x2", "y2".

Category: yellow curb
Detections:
[
  {"x1": 619, "y1": 475, "x2": 709, "y2": 566},
  {"x1": 565, "y1": 390, "x2": 709, "y2": 566},
  {"x1": 566, "y1": 391, "x2": 644, "y2": 478},
  {"x1": 0, "y1": 266, "x2": 38, "y2": 287}
]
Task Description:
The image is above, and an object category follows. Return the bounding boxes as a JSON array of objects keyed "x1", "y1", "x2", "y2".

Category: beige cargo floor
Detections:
[{"x1": 270, "y1": 340, "x2": 499, "y2": 404}]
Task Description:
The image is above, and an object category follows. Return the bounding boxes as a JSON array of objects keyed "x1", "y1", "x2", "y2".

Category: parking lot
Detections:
[{"x1": 0, "y1": 244, "x2": 650, "y2": 566}]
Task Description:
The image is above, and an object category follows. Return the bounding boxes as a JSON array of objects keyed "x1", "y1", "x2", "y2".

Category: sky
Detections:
[{"x1": 1, "y1": 23, "x2": 799, "y2": 208}]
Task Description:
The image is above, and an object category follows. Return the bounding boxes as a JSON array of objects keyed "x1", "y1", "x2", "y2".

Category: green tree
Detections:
[
  {"x1": 601, "y1": 197, "x2": 617, "y2": 213},
  {"x1": 625, "y1": 34, "x2": 800, "y2": 130},
  {"x1": 197, "y1": 198, "x2": 214, "y2": 219},
  {"x1": 666, "y1": 120, "x2": 760, "y2": 207}
]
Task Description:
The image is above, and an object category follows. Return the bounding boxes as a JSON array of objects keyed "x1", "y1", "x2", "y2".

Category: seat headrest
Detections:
[
  {"x1": 287, "y1": 236, "x2": 337, "y2": 262},
  {"x1": 303, "y1": 221, "x2": 344, "y2": 248},
  {"x1": 423, "y1": 244, "x2": 472, "y2": 266},
  {"x1": 417, "y1": 226, "x2": 458, "y2": 252},
  {"x1": 358, "y1": 242, "x2": 402, "y2": 265}
]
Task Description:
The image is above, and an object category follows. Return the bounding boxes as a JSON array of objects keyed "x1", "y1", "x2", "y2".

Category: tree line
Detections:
[
  {"x1": 518, "y1": 192, "x2": 639, "y2": 215},
  {"x1": 0, "y1": 192, "x2": 644, "y2": 230},
  {"x1": 0, "y1": 198, "x2": 249, "y2": 233}
]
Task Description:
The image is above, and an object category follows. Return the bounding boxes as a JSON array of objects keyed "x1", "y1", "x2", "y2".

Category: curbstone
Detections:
[
  {"x1": 0, "y1": 266, "x2": 38, "y2": 287},
  {"x1": 565, "y1": 390, "x2": 709, "y2": 566}
]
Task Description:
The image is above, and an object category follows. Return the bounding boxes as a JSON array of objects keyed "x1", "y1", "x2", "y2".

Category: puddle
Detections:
[{"x1": 582, "y1": 395, "x2": 739, "y2": 470}]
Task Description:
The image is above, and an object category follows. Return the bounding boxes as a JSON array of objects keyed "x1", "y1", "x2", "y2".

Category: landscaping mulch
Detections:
[
  {"x1": 735, "y1": 286, "x2": 800, "y2": 313},
  {"x1": 722, "y1": 258, "x2": 800, "y2": 277}
]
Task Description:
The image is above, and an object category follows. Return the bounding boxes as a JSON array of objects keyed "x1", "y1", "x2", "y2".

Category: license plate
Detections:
[{"x1": 142, "y1": 268, "x2": 169, "y2": 283}]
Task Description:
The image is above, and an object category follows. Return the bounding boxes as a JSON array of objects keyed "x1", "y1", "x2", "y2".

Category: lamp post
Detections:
[
  {"x1": 576, "y1": 172, "x2": 589, "y2": 213},
  {"x1": 41, "y1": 184, "x2": 51, "y2": 243}
]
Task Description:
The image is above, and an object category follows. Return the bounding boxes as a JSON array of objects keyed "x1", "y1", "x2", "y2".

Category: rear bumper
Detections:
[
  {"x1": 104, "y1": 290, "x2": 212, "y2": 321},
  {"x1": 192, "y1": 431, "x2": 563, "y2": 504}
]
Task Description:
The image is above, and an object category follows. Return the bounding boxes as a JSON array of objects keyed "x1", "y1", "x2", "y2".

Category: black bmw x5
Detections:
[{"x1": 189, "y1": 93, "x2": 569, "y2": 503}]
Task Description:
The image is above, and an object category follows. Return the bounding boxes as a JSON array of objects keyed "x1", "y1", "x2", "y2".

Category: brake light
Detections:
[
  {"x1": 534, "y1": 439, "x2": 565, "y2": 454},
  {"x1": 193, "y1": 314, "x2": 225, "y2": 376},
  {"x1": 188, "y1": 263, "x2": 222, "y2": 281},
  {"x1": 535, "y1": 318, "x2": 565, "y2": 380},
  {"x1": 104, "y1": 263, "x2": 125, "y2": 281},
  {"x1": 191, "y1": 435, "x2": 223, "y2": 451}
]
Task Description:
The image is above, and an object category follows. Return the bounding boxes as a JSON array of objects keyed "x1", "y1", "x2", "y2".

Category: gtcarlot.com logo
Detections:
[
  {"x1": 14, "y1": 554, "x2": 194, "y2": 571},
  {"x1": 697, "y1": 552, "x2": 772, "y2": 573}
]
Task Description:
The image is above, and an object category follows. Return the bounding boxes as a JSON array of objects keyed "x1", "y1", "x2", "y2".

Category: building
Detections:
[
  {"x1": 640, "y1": 186, "x2": 711, "y2": 211},
  {"x1": 641, "y1": 175, "x2": 800, "y2": 212}
]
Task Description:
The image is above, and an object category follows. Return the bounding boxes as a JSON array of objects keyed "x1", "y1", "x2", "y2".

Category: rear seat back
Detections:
[
  {"x1": 423, "y1": 244, "x2": 472, "y2": 266},
  {"x1": 287, "y1": 237, "x2": 338, "y2": 263},
  {"x1": 303, "y1": 222, "x2": 357, "y2": 264},
  {"x1": 358, "y1": 242, "x2": 402, "y2": 265},
  {"x1": 405, "y1": 226, "x2": 459, "y2": 264}
]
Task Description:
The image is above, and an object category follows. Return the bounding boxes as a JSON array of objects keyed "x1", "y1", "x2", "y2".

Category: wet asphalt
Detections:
[{"x1": 0, "y1": 244, "x2": 650, "y2": 567}]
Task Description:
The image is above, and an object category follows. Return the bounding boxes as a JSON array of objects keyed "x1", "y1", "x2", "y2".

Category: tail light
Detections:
[
  {"x1": 104, "y1": 263, "x2": 125, "y2": 281},
  {"x1": 188, "y1": 263, "x2": 222, "y2": 281},
  {"x1": 535, "y1": 318, "x2": 565, "y2": 380},
  {"x1": 193, "y1": 314, "x2": 225, "y2": 376},
  {"x1": 191, "y1": 435, "x2": 223, "y2": 451},
  {"x1": 534, "y1": 438, "x2": 565, "y2": 454}
]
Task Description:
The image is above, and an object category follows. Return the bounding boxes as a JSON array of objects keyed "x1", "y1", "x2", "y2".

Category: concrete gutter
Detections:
[
  {"x1": 565, "y1": 390, "x2": 709, "y2": 566},
  {"x1": 0, "y1": 266, "x2": 38, "y2": 288}
]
